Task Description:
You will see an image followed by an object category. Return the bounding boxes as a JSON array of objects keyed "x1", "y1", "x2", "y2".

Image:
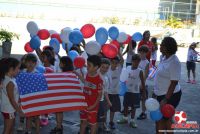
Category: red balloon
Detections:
[
  {"x1": 74, "y1": 56, "x2": 85, "y2": 68},
  {"x1": 80, "y1": 24, "x2": 95, "y2": 38},
  {"x1": 161, "y1": 104, "x2": 175, "y2": 118},
  {"x1": 102, "y1": 44, "x2": 118, "y2": 58},
  {"x1": 51, "y1": 33, "x2": 62, "y2": 44},
  {"x1": 37, "y1": 29, "x2": 50, "y2": 40},
  {"x1": 123, "y1": 34, "x2": 132, "y2": 45},
  {"x1": 110, "y1": 40, "x2": 120, "y2": 50},
  {"x1": 24, "y1": 42, "x2": 34, "y2": 53}
]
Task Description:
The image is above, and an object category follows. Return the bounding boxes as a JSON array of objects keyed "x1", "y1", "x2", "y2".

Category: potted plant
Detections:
[{"x1": 0, "y1": 28, "x2": 19, "y2": 58}]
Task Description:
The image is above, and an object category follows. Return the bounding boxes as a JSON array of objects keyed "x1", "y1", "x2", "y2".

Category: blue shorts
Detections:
[{"x1": 123, "y1": 92, "x2": 140, "y2": 108}]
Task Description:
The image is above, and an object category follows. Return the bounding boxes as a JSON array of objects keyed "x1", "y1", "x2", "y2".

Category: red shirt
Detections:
[
  {"x1": 138, "y1": 40, "x2": 153, "y2": 61},
  {"x1": 83, "y1": 74, "x2": 103, "y2": 111}
]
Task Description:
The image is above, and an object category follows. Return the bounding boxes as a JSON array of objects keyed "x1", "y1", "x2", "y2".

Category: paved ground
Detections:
[{"x1": 0, "y1": 62, "x2": 200, "y2": 134}]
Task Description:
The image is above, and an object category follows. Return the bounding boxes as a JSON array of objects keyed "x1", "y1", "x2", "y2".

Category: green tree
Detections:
[{"x1": 164, "y1": 15, "x2": 183, "y2": 28}]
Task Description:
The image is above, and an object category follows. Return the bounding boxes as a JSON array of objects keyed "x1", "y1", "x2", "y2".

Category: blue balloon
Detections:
[
  {"x1": 108, "y1": 26, "x2": 119, "y2": 40},
  {"x1": 150, "y1": 109, "x2": 163, "y2": 121},
  {"x1": 119, "y1": 81, "x2": 127, "y2": 96},
  {"x1": 132, "y1": 32, "x2": 143, "y2": 42},
  {"x1": 95, "y1": 27, "x2": 108, "y2": 45},
  {"x1": 49, "y1": 38, "x2": 60, "y2": 54},
  {"x1": 30, "y1": 35, "x2": 41, "y2": 50},
  {"x1": 69, "y1": 30, "x2": 83, "y2": 45},
  {"x1": 68, "y1": 50, "x2": 79, "y2": 61},
  {"x1": 36, "y1": 65, "x2": 45, "y2": 73}
]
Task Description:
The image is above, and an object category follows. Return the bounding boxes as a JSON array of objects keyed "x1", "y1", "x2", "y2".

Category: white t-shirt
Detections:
[
  {"x1": 126, "y1": 49, "x2": 135, "y2": 64},
  {"x1": 99, "y1": 72, "x2": 110, "y2": 101},
  {"x1": 126, "y1": 68, "x2": 141, "y2": 93},
  {"x1": 139, "y1": 59, "x2": 149, "y2": 72},
  {"x1": 54, "y1": 55, "x2": 61, "y2": 73},
  {"x1": 187, "y1": 48, "x2": 197, "y2": 62},
  {"x1": 1, "y1": 76, "x2": 19, "y2": 113},
  {"x1": 151, "y1": 50, "x2": 157, "y2": 60},
  {"x1": 154, "y1": 55, "x2": 181, "y2": 96},
  {"x1": 107, "y1": 66, "x2": 122, "y2": 94}
]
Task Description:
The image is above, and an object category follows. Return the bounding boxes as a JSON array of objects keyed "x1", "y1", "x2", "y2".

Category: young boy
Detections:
[
  {"x1": 117, "y1": 54, "x2": 145, "y2": 128},
  {"x1": 80, "y1": 55, "x2": 103, "y2": 134},
  {"x1": 107, "y1": 52, "x2": 124, "y2": 129},
  {"x1": 98, "y1": 58, "x2": 112, "y2": 132},
  {"x1": 137, "y1": 45, "x2": 149, "y2": 120}
]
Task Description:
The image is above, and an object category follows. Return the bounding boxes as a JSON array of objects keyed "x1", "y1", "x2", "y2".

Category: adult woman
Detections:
[
  {"x1": 138, "y1": 30, "x2": 153, "y2": 62},
  {"x1": 153, "y1": 37, "x2": 182, "y2": 134}
]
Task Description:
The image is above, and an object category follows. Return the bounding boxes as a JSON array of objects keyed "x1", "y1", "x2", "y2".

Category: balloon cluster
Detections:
[{"x1": 145, "y1": 98, "x2": 175, "y2": 121}]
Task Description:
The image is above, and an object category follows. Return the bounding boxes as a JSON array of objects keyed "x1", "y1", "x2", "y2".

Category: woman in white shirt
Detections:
[{"x1": 153, "y1": 37, "x2": 182, "y2": 134}]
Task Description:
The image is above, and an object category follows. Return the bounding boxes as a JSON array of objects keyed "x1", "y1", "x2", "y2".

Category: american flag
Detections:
[
  {"x1": 148, "y1": 66, "x2": 157, "y2": 80},
  {"x1": 16, "y1": 72, "x2": 87, "y2": 117}
]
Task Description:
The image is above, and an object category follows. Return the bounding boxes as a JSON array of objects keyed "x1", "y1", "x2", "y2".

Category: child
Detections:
[
  {"x1": 151, "y1": 37, "x2": 158, "y2": 67},
  {"x1": 79, "y1": 55, "x2": 103, "y2": 134},
  {"x1": 117, "y1": 54, "x2": 145, "y2": 128},
  {"x1": 123, "y1": 40, "x2": 137, "y2": 67},
  {"x1": 107, "y1": 52, "x2": 124, "y2": 129},
  {"x1": 137, "y1": 45, "x2": 149, "y2": 120},
  {"x1": 186, "y1": 42, "x2": 199, "y2": 84},
  {"x1": 50, "y1": 56, "x2": 74, "y2": 134},
  {"x1": 22, "y1": 54, "x2": 40, "y2": 134},
  {"x1": 98, "y1": 58, "x2": 112, "y2": 132},
  {"x1": 0, "y1": 58, "x2": 24, "y2": 134}
]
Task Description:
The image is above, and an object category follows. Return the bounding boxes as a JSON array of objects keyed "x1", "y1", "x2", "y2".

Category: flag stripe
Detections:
[
  {"x1": 47, "y1": 80, "x2": 80, "y2": 84},
  {"x1": 45, "y1": 75, "x2": 77, "y2": 79},
  {"x1": 22, "y1": 99, "x2": 85, "y2": 109},
  {"x1": 25, "y1": 106, "x2": 86, "y2": 117},
  {"x1": 20, "y1": 89, "x2": 83, "y2": 98},
  {"x1": 20, "y1": 92, "x2": 84, "y2": 102},
  {"x1": 21, "y1": 95, "x2": 85, "y2": 105},
  {"x1": 23, "y1": 102, "x2": 87, "y2": 113},
  {"x1": 48, "y1": 86, "x2": 81, "y2": 90},
  {"x1": 47, "y1": 83, "x2": 81, "y2": 87}
]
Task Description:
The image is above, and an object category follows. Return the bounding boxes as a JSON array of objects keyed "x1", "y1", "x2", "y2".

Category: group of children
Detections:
[{"x1": 0, "y1": 35, "x2": 159, "y2": 134}]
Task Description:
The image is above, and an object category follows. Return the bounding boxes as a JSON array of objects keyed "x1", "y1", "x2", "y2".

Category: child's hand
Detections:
[
  {"x1": 19, "y1": 110, "x2": 25, "y2": 117},
  {"x1": 108, "y1": 102, "x2": 112, "y2": 107},
  {"x1": 86, "y1": 106, "x2": 93, "y2": 111}
]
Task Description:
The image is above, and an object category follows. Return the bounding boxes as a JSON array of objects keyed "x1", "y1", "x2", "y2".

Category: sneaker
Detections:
[
  {"x1": 191, "y1": 80, "x2": 196, "y2": 84},
  {"x1": 103, "y1": 123, "x2": 110, "y2": 132},
  {"x1": 24, "y1": 131, "x2": 32, "y2": 134},
  {"x1": 40, "y1": 118, "x2": 49, "y2": 126},
  {"x1": 186, "y1": 80, "x2": 191, "y2": 83},
  {"x1": 50, "y1": 127, "x2": 63, "y2": 134},
  {"x1": 117, "y1": 118, "x2": 128, "y2": 124},
  {"x1": 17, "y1": 125, "x2": 24, "y2": 131},
  {"x1": 137, "y1": 113, "x2": 147, "y2": 120},
  {"x1": 109, "y1": 122, "x2": 116, "y2": 129},
  {"x1": 129, "y1": 121, "x2": 137, "y2": 128}
]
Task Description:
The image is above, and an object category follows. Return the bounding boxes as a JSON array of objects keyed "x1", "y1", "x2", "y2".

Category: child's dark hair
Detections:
[
  {"x1": 20, "y1": 54, "x2": 27, "y2": 70},
  {"x1": 60, "y1": 56, "x2": 74, "y2": 72},
  {"x1": 126, "y1": 40, "x2": 137, "y2": 52},
  {"x1": 138, "y1": 45, "x2": 149, "y2": 53},
  {"x1": 132, "y1": 54, "x2": 141, "y2": 61},
  {"x1": 43, "y1": 46, "x2": 54, "y2": 52},
  {"x1": 151, "y1": 37, "x2": 157, "y2": 44},
  {"x1": 41, "y1": 50, "x2": 55, "y2": 66},
  {"x1": 87, "y1": 55, "x2": 101, "y2": 68},
  {"x1": 24, "y1": 53, "x2": 37, "y2": 63},
  {"x1": 110, "y1": 56, "x2": 120, "y2": 62},
  {"x1": 0, "y1": 58, "x2": 20, "y2": 83},
  {"x1": 101, "y1": 58, "x2": 110, "y2": 65}
]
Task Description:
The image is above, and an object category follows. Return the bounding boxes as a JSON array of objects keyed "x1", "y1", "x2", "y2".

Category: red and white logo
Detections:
[{"x1": 174, "y1": 111, "x2": 187, "y2": 124}]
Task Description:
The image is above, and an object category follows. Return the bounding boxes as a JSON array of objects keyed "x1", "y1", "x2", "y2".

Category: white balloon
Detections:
[
  {"x1": 145, "y1": 98, "x2": 160, "y2": 112},
  {"x1": 117, "y1": 32, "x2": 128, "y2": 43},
  {"x1": 27, "y1": 21, "x2": 39, "y2": 35},
  {"x1": 85, "y1": 41, "x2": 101, "y2": 55},
  {"x1": 60, "y1": 27, "x2": 72, "y2": 43},
  {"x1": 49, "y1": 30, "x2": 57, "y2": 36},
  {"x1": 81, "y1": 51, "x2": 88, "y2": 62}
]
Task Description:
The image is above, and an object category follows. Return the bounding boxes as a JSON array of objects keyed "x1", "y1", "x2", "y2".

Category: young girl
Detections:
[
  {"x1": 50, "y1": 56, "x2": 74, "y2": 134},
  {"x1": 151, "y1": 37, "x2": 158, "y2": 67},
  {"x1": 186, "y1": 42, "x2": 199, "y2": 84},
  {"x1": 22, "y1": 54, "x2": 40, "y2": 134},
  {"x1": 0, "y1": 57, "x2": 24, "y2": 134}
]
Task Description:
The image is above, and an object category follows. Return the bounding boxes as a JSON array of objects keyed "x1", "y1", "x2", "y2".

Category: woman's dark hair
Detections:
[
  {"x1": 161, "y1": 37, "x2": 177, "y2": 55},
  {"x1": 0, "y1": 58, "x2": 20, "y2": 83},
  {"x1": 60, "y1": 56, "x2": 74, "y2": 72},
  {"x1": 70, "y1": 45, "x2": 82, "y2": 54},
  {"x1": 143, "y1": 30, "x2": 150, "y2": 39},
  {"x1": 24, "y1": 53, "x2": 37, "y2": 63},
  {"x1": 41, "y1": 50, "x2": 55, "y2": 66},
  {"x1": 43, "y1": 46, "x2": 54, "y2": 52}
]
